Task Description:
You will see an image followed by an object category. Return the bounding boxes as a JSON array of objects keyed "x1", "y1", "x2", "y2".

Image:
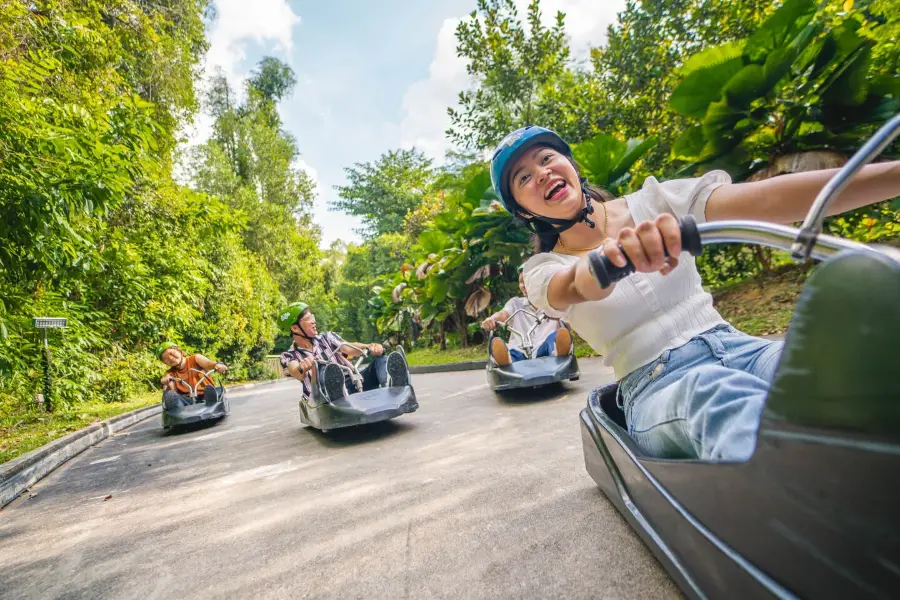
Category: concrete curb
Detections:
[
  {"x1": 0, "y1": 378, "x2": 283, "y2": 510},
  {"x1": 409, "y1": 360, "x2": 487, "y2": 374},
  {"x1": 0, "y1": 404, "x2": 162, "y2": 509}
]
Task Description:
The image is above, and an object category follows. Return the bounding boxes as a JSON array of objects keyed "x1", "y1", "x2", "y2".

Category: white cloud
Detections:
[
  {"x1": 204, "y1": 0, "x2": 301, "y2": 83},
  {"x1": 177, "y1": 0, "x2": 301, "y2": 176},
  {"x1": 398, "y1": 0, "x2": 626, "y2": 162},
  {"x1": 293, "y1": 157, "x2": 318, "y2": 187},
  {"x1": 522, "y1": 0, "x2": 625, "y2": 60},
  {"x1": 399, "y1": 18, "x2": 469, "y2": 162}
]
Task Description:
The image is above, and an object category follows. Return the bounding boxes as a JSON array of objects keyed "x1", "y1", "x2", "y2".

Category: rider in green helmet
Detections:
[
  {"x1": 157, "y1": 341, "x2": 228, "y2": 409},
  {"x1": 278, "y1": 301, "x2": 410, "y2": 402}
]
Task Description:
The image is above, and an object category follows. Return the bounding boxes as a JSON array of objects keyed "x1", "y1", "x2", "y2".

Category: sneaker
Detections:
[
  {"x1": 386, "y1": 351, "x2": 410, "y2": 387},
  {"x1": 490, "y1": 337, "x2": 512, "y2": 366},
  {"x1": 321, "y1": 363, "x2": 346, "y2": 402},
  {"x1": 555, "y1": 327, "x2": 573, "y2": 357}
]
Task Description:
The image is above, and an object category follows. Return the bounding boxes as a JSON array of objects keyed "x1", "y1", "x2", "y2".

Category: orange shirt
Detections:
[{"x1": 166, "y1": 355, "x2": 210, "y2": 395}]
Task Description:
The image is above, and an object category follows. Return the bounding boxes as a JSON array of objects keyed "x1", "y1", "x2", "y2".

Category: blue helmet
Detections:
[{"x1": 490, "y1": 126, "x2": 572, "y2": 215}]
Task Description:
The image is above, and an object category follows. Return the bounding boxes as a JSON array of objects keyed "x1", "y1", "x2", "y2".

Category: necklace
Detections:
[{"x1": 558, "y1": 199, "x2": 609, "y2": 252}]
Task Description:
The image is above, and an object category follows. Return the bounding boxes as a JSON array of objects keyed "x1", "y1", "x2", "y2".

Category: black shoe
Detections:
[
  {"x1": 321, "y1": 363, "x2": 346, "y2": 401},
  {"x1": 386, "y1": 351, "x2": 410, "y2": 387}
]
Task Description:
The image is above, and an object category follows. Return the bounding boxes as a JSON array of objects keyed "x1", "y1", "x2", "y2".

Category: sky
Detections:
[{"x1": 182, "y1": 0, "x2": 628, "y2": 248}]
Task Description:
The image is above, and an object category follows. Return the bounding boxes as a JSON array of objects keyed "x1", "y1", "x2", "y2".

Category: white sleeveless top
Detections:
[{"x1": 522, "y1": 171, "x2": 731, "y2": 380}]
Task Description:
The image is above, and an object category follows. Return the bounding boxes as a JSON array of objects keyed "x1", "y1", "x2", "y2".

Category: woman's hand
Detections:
[
  {"x1": 367, "y1": 343, "x2": 384, "y2": 356},
  {"x1": 215, "y1": 362, "x2": 228, "y2": 374},
  {"x1": 600, "y1": 214, "x2": 683, "y2": 276}
]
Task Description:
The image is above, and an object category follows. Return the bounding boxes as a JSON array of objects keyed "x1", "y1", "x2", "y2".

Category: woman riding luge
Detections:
[{"x1": 491, "y1": 125, "x2": 900, "y2": 461}]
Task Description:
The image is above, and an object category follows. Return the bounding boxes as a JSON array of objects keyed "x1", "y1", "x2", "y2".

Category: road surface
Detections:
[{"x1": 0, "y1": 359, "x2": 679, "y2": 599}]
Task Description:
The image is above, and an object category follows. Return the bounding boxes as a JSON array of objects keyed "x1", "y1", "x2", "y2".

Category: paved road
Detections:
[{"x1": 0, "y1": 359, "x2": 680, "y2": 599}]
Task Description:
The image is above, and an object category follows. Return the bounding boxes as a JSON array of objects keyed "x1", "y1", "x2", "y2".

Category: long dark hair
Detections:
[{"x1": 512, "y1": 157, "x2": 613, "y2": 253}]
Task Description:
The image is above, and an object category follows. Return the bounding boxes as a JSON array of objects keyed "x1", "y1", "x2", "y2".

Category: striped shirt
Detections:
[{"x1": 280, "y1": 332, "x2": 353, "y2": 397}]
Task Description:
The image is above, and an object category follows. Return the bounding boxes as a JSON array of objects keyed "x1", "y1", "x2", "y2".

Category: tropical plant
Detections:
[
  {"x1": 368, "y1": 132, "x2": 658, "y2": 348},
  {"x1": 669, "y1": 0, "x2": 900, "y2": 177}
]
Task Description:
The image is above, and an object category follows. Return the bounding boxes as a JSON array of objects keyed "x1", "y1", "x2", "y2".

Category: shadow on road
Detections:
[
  {"x1": 302, "y1": 420, "x2": 415, "y2": 448},
  {"x1": 159, "y1": 418, "x2": 225, "y2": 437},
  {"x1": 494, "y1": 382, "x2": 580, "y2": 406}
]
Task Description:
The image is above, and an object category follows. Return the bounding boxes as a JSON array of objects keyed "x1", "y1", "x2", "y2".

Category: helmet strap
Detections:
[
  {"x1": 520, "y1": 183, "x2": 596, "y2": 235},
  {"x1": 293, "y1": 320, "x2": 316, "y2": 343}
]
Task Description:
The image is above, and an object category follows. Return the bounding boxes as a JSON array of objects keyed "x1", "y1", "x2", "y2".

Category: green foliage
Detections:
[
  {"x1": 448, "y1": 0, "x2": 583, "y2": 149},
  {"x1": 593, "y1": 0, "x2": 775, "y2": 174},
  {"x1": 332, "y1": 149, "x2": 435, "y2": 238},
  {"x1": 573, "y1": 135, "x2": 658, "y2": 196},
  {"x1": 0, "y1": 3, "x2": 315, "y2": 439},
  {"x1": 331, "y1": 233, "x2": 411, "y2": 343},
  {"x1": 189, "y1": 60, "x2": 324, "y2": 306},
  {"x1": 249, "y1": 56, "x2": 298, "y2": 102},
  {"x1": 669, "y1": 0, "x2": 900, "y2": 174}
]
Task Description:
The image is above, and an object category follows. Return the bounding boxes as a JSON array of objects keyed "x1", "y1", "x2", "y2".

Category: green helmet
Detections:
[
  {"x1": 155, "y1": 341, "x2": 180, "y2": 359},
  {"x1": 278, "y1": 301, "x2": 309, "y2": 334}
]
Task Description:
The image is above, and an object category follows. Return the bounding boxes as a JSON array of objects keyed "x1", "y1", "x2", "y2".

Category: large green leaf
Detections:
[
  {"x1": 670, "y1": 56, "x2": 745, "y2": 118},
  {"x1": 821, "y1": 44, "x2": 873, "y2": 106},
  {"x1": 419, "y1": 303, "x2": 439, "y2": 324},
  {"x1": 744, "y1": 0, "x2": 816, "y2": 63},
  {"x1": 417, "y1": 230, "x2": 451, "y2": 254},
  {"x1": 671, "y1": 126, "x2": 706, "y2": 161},
  {"x1": 572, "y1": 133, "x2": 624, "y2": 186},
  {"x1": 677, "y1": 40, "x2": 746, "y2": 79},
  {"x1": 463, "y1": 169, "x2": 492, "y2": 207},
  {"x1": 427, "y1": 277, "x2": 450, "y2": 304},
  {"x1": 607, "y1": 137, "x2": 658, "y2": 189},
  {"x1": 701, "y1": 100, "x2": 745, "y2": 140},
  {"x1": 723, "y1": 65, "x2": 768, "y2": 110}
]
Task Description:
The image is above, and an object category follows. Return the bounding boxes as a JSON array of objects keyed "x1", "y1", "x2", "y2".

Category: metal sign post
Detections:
[{"x1": 32, "y1": 317, "x2": 67, "y2": 412}]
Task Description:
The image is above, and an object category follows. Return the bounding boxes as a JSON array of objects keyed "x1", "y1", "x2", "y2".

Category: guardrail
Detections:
[{"x1": 264, "y1": 355, "x2": 287, "y2": 378}]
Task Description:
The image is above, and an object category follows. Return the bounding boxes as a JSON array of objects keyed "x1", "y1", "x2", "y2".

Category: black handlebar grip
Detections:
[{"x1": 587, "y1": 216, "x2": 703, "y2": 289}]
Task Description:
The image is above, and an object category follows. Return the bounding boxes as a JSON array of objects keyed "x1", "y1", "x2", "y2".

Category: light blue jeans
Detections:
[
  {"x1": 509, "y1": 330, "x2": 558, "y2": 362},
  {"x1": 619, "y1": 324, "x2": 783, "y2": 462}
]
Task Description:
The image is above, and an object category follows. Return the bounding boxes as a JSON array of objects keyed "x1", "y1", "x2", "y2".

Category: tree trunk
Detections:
[
  {"x1": 754, "y1": 246, "x2": 773, "y2": 273},
  {"x1": 439, "y1": 320, "x2": 447, "y2": 351},
  {"x1": 457, "y1": 305, "x2": 468, "y2": 349}
]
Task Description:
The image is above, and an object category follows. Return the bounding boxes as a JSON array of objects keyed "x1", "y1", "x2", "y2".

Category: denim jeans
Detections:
[
  {"x1": 618, "y1": 324, "x2": 783, "y2": 462},
  {"x1": 344, "y1": 354, "x2": 388, "y2": 393},
  {"x1": 509, "y1": 330, "x2": 558, "y2": 362},
  {"x1": 162, "y1": 386, "x2": 220, "y2": 410}
]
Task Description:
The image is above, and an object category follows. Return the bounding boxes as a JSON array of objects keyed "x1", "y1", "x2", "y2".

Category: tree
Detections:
[
  {"x1": 332, "y1": 149, "x2": 434, "y2": 238},
  {"x1": 249, "y1": 56, "x2": 298, "y2": 103},
  {"x1": 190, "y1": 58, "x2": 322, "y2": 303},
  {"x1": 335, "y1": 234, "x2": 411, "y2": 342},
  {"x1": 592, "y1": 0, "x2": 774, "y2": 173},
  {"x1": 448, "y1": 0, "x2": 575, "y2": 150},
  {"x1": 667, "y1": 0, "x2": 900, "y2": 285},
  {"x1": 0, "y1": 0, "x2": 288, "y2": 415},
  {"x1": 668, "y1": 0, "x2": 900, "y2": 176}
]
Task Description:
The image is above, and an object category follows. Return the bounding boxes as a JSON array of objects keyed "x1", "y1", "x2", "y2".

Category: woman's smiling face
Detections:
[{"x1": 509, "y1": 146, "x2": 581, "y2": 220}]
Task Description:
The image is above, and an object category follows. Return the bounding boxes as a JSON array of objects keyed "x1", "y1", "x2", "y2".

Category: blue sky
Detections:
[{"x1": 184, "y1": 0, "x2": 626, "y2": 247}]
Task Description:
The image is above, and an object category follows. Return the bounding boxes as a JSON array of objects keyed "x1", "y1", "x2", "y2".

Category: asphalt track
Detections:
[{"x1": 0, "y1": 359, "x2": 680, "y2": 599}]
